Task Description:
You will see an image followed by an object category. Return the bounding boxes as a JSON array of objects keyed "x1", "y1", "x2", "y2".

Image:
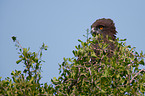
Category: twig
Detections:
[
  {"x1": 16, "y1": 39, "x2": 23, "y2": 50},
  {"x1": 130, "y1": 69, "x2": 145, "y2": 83}
]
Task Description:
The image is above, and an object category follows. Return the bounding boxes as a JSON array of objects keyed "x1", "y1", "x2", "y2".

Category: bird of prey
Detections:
[
  {"x1": 90, "y1": 18, "x2": 117, "y2": 58},
  {"x1": 66, "y1": 18, "x2": 118, "y2": 93},
  {"x1": 91, "y1": 18, "x2": 117, "y2": 40}
]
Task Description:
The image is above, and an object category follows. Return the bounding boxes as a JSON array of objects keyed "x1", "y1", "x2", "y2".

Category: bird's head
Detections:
[{"x1": 91, "y1": 18, "x2": 117, "y2": 40}]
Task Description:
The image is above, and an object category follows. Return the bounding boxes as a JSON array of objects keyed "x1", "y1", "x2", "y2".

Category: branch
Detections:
[{"x1": 130, "y1": 69, "x2": 145, "y2": 83}]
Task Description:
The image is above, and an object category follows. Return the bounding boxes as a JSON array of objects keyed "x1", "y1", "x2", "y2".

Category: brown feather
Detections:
[
  {"x1": 91, "y1": 18, "x2": 117, "y2": 40},
  {"x1": 91, "y1": 18, "x2": 117, "y2": 58}
]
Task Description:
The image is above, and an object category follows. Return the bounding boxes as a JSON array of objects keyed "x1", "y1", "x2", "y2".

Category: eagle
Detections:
[
  {"x1": 91, "y1": 18, "x2": 117, "y2": 40},
  {"x1": 65, "y1": 18, "x2": 118, "y2": 93},
  {"x1": 90, "y1": 18, "x2": 117, "y2": 58}
]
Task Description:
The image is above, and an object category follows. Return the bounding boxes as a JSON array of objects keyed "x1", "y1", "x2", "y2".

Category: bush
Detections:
[{"x1": 0, "y1": 34, "x2": 145, "y2": 95}]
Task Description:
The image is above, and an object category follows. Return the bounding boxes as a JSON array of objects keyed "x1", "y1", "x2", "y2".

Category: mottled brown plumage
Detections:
[
  {"x1": 91, "y1": 18, "x2": 117, "y2": 40},
  {"x1": 91, "y1": 18, "x2": 117, "y2": 58}
]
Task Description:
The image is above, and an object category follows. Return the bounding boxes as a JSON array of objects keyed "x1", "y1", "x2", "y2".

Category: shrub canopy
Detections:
[{"x1": 0, "y1": 35, "x2": 145, "y2": 95}]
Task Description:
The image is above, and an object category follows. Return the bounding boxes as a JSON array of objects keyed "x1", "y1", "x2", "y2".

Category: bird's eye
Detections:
[{"x1": 99, "y1": 25, "x2": 104, "y2": 30}]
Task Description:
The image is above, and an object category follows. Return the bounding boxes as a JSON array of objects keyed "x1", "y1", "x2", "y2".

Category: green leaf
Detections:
[
  {"x1": 91, "y1": 52, "x2": 97, "y2": 58},
  {"x1": 23, "y1": 48, "x2": 28, "y2": 54},
  {"x1": 16, "y1": 59, "x2": 23, "y2": 64},
  {"x1": 120, "y1": 38, "x2": 127, "y2": 41},
  {"x1": 78, "y1": 39, "x2": 82, "y2": 42},
  {"x1": 12, "y1": 36, "x2": 16, "y2": 42},
  {"x1": 40, "y1": 51, "x2": 42, "y2": 57},
  {"x1": 11, "y1": 71, "x2": 15, "y2": 75},
  {"x1": 139, "y1": 59, "x2": 144, "y2": 65},
  {"x1": 29, "y1": 77, "x2": 34, "y2": 83}
]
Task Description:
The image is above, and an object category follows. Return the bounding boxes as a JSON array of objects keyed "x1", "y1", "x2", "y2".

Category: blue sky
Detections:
[{"x1": 0, "y1": 0, "x2": 145, "y2": 84}]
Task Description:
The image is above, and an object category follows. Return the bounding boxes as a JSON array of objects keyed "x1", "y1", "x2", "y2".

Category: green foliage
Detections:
[
  {"x1": 0, "y1": 37, "x2": 54, "y2": 95},
  {"x1": 1, "y1": 34, "x2": 145, "y2": 95},
  {"x1": 52, "y1": 34, "x2": 145, "y2": 95}
]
